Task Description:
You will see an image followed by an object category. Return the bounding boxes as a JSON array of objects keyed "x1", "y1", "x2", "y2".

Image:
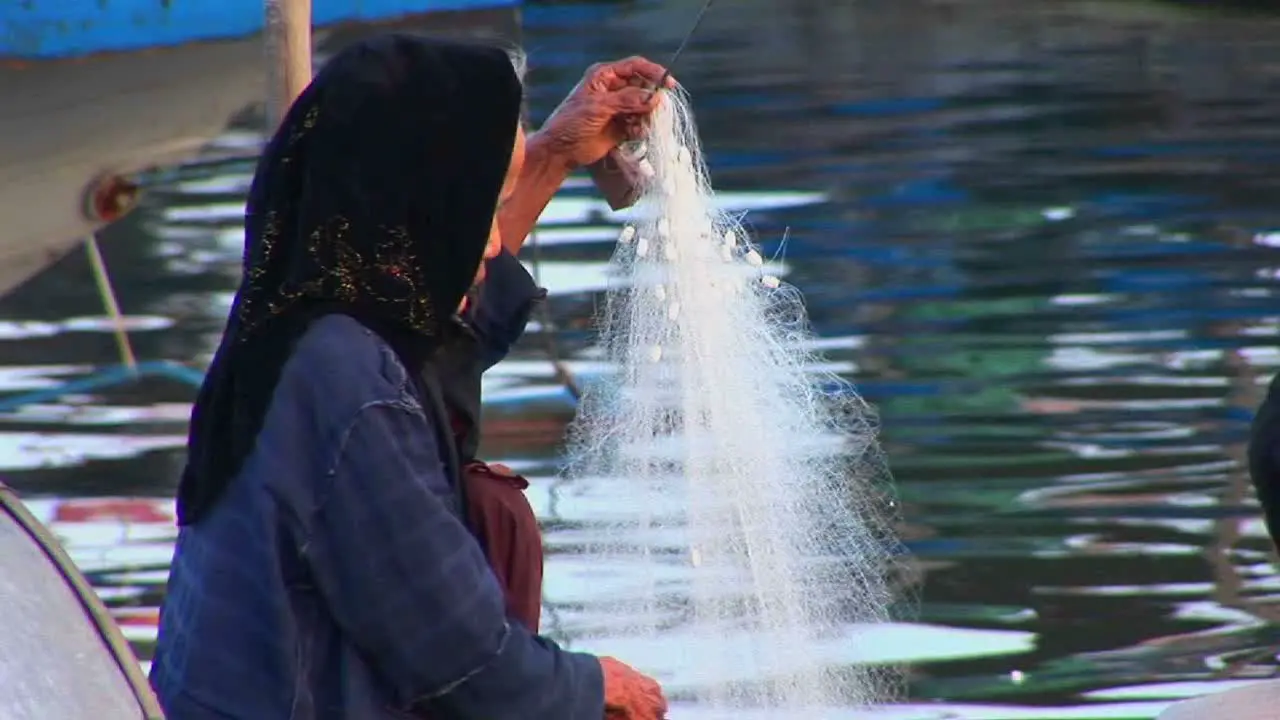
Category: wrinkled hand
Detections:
[
  {"x1": 541, "y1": 57, "x2": 677, "y2": 169},
  {"x1": 601, "y1": 656, "x2": 668, "y2": 720}
]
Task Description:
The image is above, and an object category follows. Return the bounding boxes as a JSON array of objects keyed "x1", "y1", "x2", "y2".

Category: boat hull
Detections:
[
  {"x1": 0, "y1": 482, "x2": 161, "y2": 719},
  {"x1": 0, "y1": 2, "x2": 520, "y2": 299}
]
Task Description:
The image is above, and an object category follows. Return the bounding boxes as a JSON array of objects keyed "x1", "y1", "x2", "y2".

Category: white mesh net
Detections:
[{"x1": 563, "y1": 87, "x2": 903, "y2": 714}]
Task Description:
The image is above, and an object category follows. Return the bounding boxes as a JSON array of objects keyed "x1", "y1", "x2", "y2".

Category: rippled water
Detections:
[{"x1": 5, "y1": 0, "x2": 1280, "y2": 717}]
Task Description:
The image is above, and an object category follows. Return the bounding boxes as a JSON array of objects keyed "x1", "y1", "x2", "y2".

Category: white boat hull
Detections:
[{"x1": 0, "y1": 7, "x2": 519, "y2": 298}]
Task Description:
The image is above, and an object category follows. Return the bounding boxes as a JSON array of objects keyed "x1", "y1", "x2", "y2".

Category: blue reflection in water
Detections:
[{"x1": 2, "y1": 0, "x2": 1280, "y2": 718}]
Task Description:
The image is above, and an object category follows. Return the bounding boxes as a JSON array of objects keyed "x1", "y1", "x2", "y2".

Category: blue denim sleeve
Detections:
[
  {"x1": 300, "y1": 398, "x2": 604, "y2": 719},
  {"x1": 471, "y1": 249, "x2": 546, "y2": 370}
]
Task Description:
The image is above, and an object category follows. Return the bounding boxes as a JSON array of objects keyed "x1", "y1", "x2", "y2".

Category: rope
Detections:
[{"x1": 83, "y1": 235, "x2": 138, "y2": 375}]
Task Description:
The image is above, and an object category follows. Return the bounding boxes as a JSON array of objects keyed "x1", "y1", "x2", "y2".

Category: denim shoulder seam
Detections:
[
  {"x1": 298, "y1": 395, "x2": 422, "y2": 553},
  {"x1": 325, "y1": 395, "x2": 421, "y2": 473}
]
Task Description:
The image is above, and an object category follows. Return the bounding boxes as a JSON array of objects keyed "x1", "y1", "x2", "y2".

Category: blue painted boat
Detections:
[
  {"x1": 0, "y1": 0, "x2": 522, "y2": 298},
  {"x1": 2, "y1": 0, "x2": 521, "y2": 59}
]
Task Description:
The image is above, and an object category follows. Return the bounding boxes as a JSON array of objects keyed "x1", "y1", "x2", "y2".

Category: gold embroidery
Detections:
[
  {"x1": 288, "y1": 106, "x2": 318, "y2": 147},
  {"x1": 238, "y1": 215, "x2": 437, "y2": 340},
  {"x1": 235, "y1": 103, "x2": 438, "y2": 341}
]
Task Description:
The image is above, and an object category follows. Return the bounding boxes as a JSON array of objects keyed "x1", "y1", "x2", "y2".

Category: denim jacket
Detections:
[{"x1": 150, "y1": 252, "x2": 601, "y2": 719}]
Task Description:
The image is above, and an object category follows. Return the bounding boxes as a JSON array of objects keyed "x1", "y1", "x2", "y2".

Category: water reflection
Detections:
[{"x1": 3, "y1": 0, "x2": 1280, "y2": 717}]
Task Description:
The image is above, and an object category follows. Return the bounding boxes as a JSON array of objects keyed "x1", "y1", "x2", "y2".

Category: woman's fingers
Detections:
[
  {"x1": 592, "y1": 56, "x2": 675, "y2": 92},
  {"x1": 610, "y1": 85, "x2": 662, "y2": 113}
]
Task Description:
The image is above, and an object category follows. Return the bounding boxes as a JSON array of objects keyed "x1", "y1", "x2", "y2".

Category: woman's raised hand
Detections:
[{"x1": 540, "y1": 57, "x2": 677, "y2": 169}]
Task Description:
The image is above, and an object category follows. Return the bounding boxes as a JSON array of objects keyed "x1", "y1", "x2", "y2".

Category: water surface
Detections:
[{"x1": 4, "y1": 1, "x2": 1280, "y2": 717}]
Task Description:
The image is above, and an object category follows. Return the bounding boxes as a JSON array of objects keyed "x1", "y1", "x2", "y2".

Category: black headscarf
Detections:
[{"x1": 176, "y1": 35, "x2": 523, "y2": 525}]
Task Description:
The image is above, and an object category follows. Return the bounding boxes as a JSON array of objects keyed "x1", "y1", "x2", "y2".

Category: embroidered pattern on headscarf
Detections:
[
  {"x1": 235, "y1": 104, "x2": 438, "y2": 341},
  {"x1": 238, "y1": 214, "x2": 437, "y2": 339}
]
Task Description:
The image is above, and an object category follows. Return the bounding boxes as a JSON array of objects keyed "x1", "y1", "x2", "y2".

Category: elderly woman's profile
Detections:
[{"x1": 150, "y1": 34, "x2": 671, "y2": 719}]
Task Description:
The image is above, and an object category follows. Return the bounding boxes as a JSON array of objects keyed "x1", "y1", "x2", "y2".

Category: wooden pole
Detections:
[{"x1": 264, "y1": 0, "x2": 313, "y2": 131}]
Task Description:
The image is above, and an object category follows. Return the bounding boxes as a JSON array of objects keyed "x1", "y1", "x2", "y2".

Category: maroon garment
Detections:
[
  {"x1": 462, "y1": 460, "x2": 544, "y2": 632},
  {"x1": 437, "y1": 249, "x2": 548, "y2": 634}
]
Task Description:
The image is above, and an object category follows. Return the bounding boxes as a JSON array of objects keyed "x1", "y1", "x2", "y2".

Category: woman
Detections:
[{"x1": 151, "y1": 35, "x2": 667, "y2": 719}]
